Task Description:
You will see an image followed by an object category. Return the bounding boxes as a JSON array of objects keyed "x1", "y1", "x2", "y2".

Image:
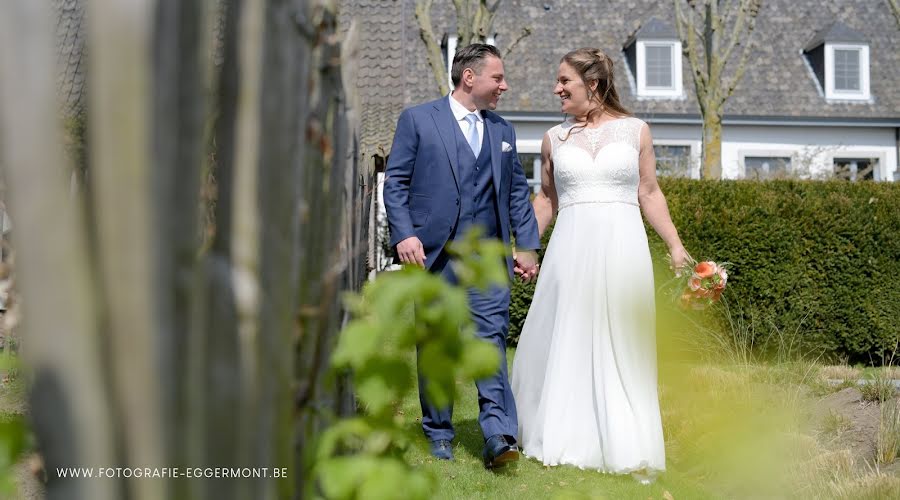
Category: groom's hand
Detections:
[
  {"x1": 397, "y1": 236, "x2": 426, "y2": 267},
  {"x1": 514, "y1": 250, "x2": 539, "y2": 283}
]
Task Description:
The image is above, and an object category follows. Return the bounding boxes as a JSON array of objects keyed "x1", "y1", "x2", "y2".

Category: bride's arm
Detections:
[
  {"x1": 637, "y1": 123, "x2": 689, "y2": 269},
  {"x1": 532, "y1": 133, "x2": 558, "y2": 237}
]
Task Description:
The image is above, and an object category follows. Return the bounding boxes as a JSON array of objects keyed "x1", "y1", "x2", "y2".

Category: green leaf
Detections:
[
  {"x1": 446, "y1": 228, "x2": 510, "y2": 290},
  {"x1": 357, "y1": 458, "x2": 434, "y2": 500},
  {"x1": 459, "y1": 338, "x2": 500, "y2": 380},
  {"x1": 435, "y1": 289, "x2": 471, "y2": 333},
  {"x1": 356, "y1": 359, "x2": 411, "y2": 415},
  {"x1": 332, "y1": 321, "x2": 381, "y2": 369},
  {"x1": 418, "y1": 343, "x2": 456, "y2": 408},
  {"x1": 317, "y1": 456, "x2": 378, "y2": 499},
  {"x1": 316, "y1": 418, "x2": 373, "y2": 460},
  {"x1": 418, "y1": 342, "x2": 456, "y2": 382},
  {"x1": 362, "y1": 429, "x2": 394, "y2": 455},
  {"x1": 368, "y1": 268, "x2": 429, "y2": 318}
]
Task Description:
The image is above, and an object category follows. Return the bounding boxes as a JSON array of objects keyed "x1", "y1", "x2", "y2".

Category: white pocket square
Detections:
[{"x1": 501, "y1": 141, "x2": 513, "y2": 153}]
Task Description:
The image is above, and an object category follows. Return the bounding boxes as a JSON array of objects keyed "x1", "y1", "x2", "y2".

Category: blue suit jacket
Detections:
[{"x1": 384, "y1": 96, "x2": 541, "y2": 278}]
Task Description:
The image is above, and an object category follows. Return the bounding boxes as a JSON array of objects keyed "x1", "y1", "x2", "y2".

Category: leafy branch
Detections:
[{"x1": 314, "y1": 228, "x2": 509, "y2": 499}]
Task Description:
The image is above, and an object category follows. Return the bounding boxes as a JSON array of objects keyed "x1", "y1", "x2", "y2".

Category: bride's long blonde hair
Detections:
[{"x1": 560, "y1": 48, "x2": 631, "y2": 140}]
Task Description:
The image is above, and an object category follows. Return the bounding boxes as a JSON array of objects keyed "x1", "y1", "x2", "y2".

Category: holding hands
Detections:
[
  {"x1": 398, "y1": 236, "x2": 541, "y2": 285},
  {"x1": 514, "y1": 250, "x2": 540, "y2": 283}
]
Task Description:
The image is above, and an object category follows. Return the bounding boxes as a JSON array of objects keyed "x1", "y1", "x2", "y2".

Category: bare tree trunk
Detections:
[
  {"x1": 675, "y1": 0, "x2": 760, "y2": 179},
  {"x1": 701, "y1": 109, "x2": 723, "y2": 179}
]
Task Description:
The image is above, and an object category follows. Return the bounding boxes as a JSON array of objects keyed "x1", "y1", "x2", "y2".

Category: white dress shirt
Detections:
[{"x1": 448, "y1": 93, "x2": 483, "y2": 147}]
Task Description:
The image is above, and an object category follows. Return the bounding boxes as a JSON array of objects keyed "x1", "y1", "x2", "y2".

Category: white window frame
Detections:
[
  {"x1": 738, "y1": 149, "x2": 797, "y2": 179},
  {"x1": 636, "y1": 40, "x2": 682, "y2": 98},
  {"x1": 652, "y1": 140, "x2": 700, "y2": 178},
  {"x1": 515, "y1": 140, "x2": 543, "y2": 193},
  {"x1": 825, "y1": 43, "x2": 870, "y2": 101},
  {"x1": 827, "y1": 150, "x2": 887, "y2": 181},
  {"x1": 446, "y1": 35, "x2": 496, "y2": 89}
]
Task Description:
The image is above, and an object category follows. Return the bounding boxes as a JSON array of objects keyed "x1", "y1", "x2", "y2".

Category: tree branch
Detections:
[
  {"x1": 454, "y1": 0, "x2": 472, "y2": 43},
  {"x1": 415, "y1": 0, "x2": 449, "y2": 96},
  {"x1": 721, "y1": 0, "x2": 748, "y2": 66},
  {"x1": 674, "y1": 0, "x2": 688, "y2": 44},
  {"x1": 722, "y1": 0, "x2": 739, "y2": 19},
  {"x1": 502, "y1": 26, "x2": 531, "y2": 58},
  {"x1": 473, "y1": 1, "x2": 489, "y2": 41},
  {"x1": 888, "y1": 0, "x2": 900, "y2": 29},
  {"x1": 704, "y1": 1, "x2": 717, "y2": 90},
  {"x1": 722, "y1": 19, "x2": 758, "y2": 99},
  {"x1": 675, "y1": 0, "x2": 708, "y2": 100},
  {"x1": 418, "y1": 0, "x2": 510, "y2": 95},
  {"x1": 692, "y1": 23, "x2": 705, "y2": 41}
]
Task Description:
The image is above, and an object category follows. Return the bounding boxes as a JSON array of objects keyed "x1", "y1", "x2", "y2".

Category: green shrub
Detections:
[{"x1": 509, "y1": 179, "x2": 900, "y2": 363}]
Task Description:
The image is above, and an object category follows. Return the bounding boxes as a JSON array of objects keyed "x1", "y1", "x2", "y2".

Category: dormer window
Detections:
[
  {"x1": 803, "y1": 22, "x2": 870, "y2": 101},
  {"x1": 624, "y1": 18, "x2": 682, "y2": 98},
  {"x1": 828, "y1": 45, "x2": 868, "y2": 97}
]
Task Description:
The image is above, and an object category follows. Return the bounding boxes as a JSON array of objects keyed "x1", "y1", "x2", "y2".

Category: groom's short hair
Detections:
[{"x1": 451, "y1": 44, "x2": 502, "y2": 88}]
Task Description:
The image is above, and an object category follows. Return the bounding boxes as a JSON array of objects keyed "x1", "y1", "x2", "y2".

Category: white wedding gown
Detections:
[{"x1": 511, "y1": 117, "x2": 665, "y2": 475}]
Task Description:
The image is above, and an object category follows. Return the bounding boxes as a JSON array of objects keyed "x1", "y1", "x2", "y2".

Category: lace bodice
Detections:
[{"x1": 548, "y1": 117, "x2": 645, "y2": 209}]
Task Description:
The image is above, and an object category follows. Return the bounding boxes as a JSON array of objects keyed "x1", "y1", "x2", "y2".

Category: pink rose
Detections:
[
  {"x1": 689, "y1": 276, "x2": 702, "y2": 291},
  {"x1": 694, "y1": 261, "x2": 717, "y2": 279}
]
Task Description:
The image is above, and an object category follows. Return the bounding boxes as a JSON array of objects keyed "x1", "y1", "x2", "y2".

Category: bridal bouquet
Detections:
[{"x1": 674, "y1": 260, "x2": 729, "y2": 310}]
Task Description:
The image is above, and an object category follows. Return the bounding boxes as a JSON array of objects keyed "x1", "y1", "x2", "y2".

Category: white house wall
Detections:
[
  {"x1": 721, "y1": 125, "x2": 897, "y2": 181},
  {"x1": 507, "y1": 117, "x2": 898, "y2": 182}
]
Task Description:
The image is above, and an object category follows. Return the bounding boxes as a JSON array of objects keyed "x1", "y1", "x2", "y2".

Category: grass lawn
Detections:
[
  {"x1": 398, "y1": 349, "x2": 716, "y2": 500},
  {"x1": 3, "y1": 338, "x2": 899, "y2": 499},
  {"x1": 397, "y1": 344, "x2": 900, "y2": 500}
]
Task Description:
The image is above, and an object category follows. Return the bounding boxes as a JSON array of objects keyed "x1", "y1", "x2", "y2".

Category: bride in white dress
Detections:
[{"x1": 511, "y1": 48, "x2": 689, "y2": 479}]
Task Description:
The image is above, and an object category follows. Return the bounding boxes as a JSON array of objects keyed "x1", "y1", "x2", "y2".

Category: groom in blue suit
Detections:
[{"x1": 384, "y1": 44, "x2": 541, "y2": 468}]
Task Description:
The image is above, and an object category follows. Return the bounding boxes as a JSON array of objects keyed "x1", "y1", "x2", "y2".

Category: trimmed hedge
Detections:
[{"x1": 509, "y1": 179, "x2": 900, "y2": 363}]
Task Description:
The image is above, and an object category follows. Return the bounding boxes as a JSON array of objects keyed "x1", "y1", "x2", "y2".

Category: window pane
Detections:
[
  {"x1": 833, "y1": 158, "x2": 877, "y2": 181},
  {"x1": 833, "y1": 49, "x2": 860, "y2": 91},
  {"x1": 654, "y1": 145, "x2": 691, "y2": 177},
  {"x1": 744, "y1": 157, "x2": 791, "y2": 180},
  {"x1": 645, "y1": 45, "x2": 672, "y2": 88}
]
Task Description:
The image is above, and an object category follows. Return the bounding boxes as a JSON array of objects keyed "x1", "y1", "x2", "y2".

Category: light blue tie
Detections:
[{"x1": 464, "y1": 113, "x2": 481, "y2": 157}]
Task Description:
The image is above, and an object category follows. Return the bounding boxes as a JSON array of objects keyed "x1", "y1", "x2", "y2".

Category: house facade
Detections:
[{"x1": 342, "y1": 0, "x2": 899, "y2": 187}]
